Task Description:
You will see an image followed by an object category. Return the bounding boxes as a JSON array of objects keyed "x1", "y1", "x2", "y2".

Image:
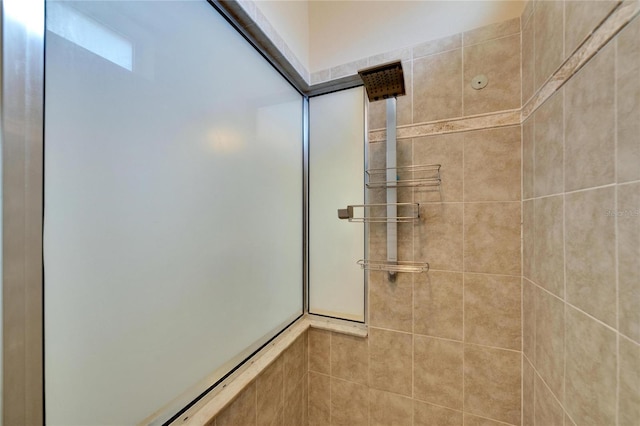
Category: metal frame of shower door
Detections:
[{"x1": 1, "y1": 0, "x2": 46, "y2": 424}]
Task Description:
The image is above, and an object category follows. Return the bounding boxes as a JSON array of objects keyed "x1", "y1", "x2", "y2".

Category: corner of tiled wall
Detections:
[
  {"x1": 521, "y1": 0, "x2": 640, "y2": 425},
  {"x1": 211, "y1": 330, "x2": 308, "y2": 426}
]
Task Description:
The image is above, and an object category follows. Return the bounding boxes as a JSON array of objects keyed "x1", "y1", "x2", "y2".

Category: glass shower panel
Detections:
[
  {"x1": 44, "y1": 1, "x2": 303, "y2": 424},
  {"x1": 309, "y1": 87, "x2": 365, "y2": 322}
]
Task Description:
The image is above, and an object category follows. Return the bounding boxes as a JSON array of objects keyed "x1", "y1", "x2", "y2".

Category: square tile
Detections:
[
  {"x1": 565, "y1": 187, "x2": 616, "y2": 326},
  {"x1": 534, "y1": 286, "x2": 564, "y2": 402},
  {"x1": 534, "y1": 0, "x2": 564, "y2": 90},
  {"x1": 522, "y1": 118, "x2": 534, "y2": 200},
  {"x1": 416, "y1": 203, "x2": 464, "y2": 272},
  {"x1": 534, "y1": 91, "x2": 563, "y2": 198},
  {"x1": 533, "y1": 195, "x2": 564, "y2": 297},
  {"x1": 414, "y1": 335, "x2": 464, "y2": 410},
  {"x1": 331, "y1": 332, "x2": 369, "y2": 385},
  {"x1": 523, "y1": 200, "x2": 534, "y2": 280},
  {"x1": 564, "y1": 43, "x2": 615, "y2": 192},
  {"x1": 413, "y1": 34, "x2": 461, "y2": 59},
  {"x1": 464, "y1": 345, "x2": 521, "y2": 425},
  {"x1": 414, "y1": 270, "x2": 463, "y2": 340},
  {"x1": 463, "y1": 35, "x2": 521, "y2": 115},
  {"x1": 257, "y1": 358, "x2": 283, "y2": 426},
  {"x1": 463, "y1": 202, "x2": 521, "y2": 275},
  {"x1": 369, "y1": 389, "x2": 412, "y2": 426},
  {"x1": 618, "y1": 182, "x2": 640, "y2": 342},
  {"x1": 414, "y1": 400, "x2": 463, "y2": 426},
  {"x1": 369, "y1": 328, "x2": 412, "y2": 396},
  {"x1": 284, "y1": 333, "x2": 306, "y2": 398},
  {"x1": 216, "y1": 382, "x2": 257, "y2": 426},
  {"x1": 308, "y1": 372, "x2": 330, "y2": 426},
  {"x1": 522, "y1": 356, "x2": 534, "y2": 426},
  {"x1": 564, "y1": 306, "x2": 617, "y2": 426},
  {"x1": 522, "y1": 14, "x2": 535, "y2": 104},
  {"x1": 619, "y1": 337, "x2": 640, "y2": 425},
  {"x1": 522, "y1": 278, "x2": 536, "y2": 360},
  {"x1": 369, "y1": 271, "x2": 413, "y2": 332},
  {"x1": 464, "y1": 126, "x2": 521, "y2": 202},
  {"x1": 565, "y1": 1, "x2": 617, "y2": 56},
  {"x1": 413, "y1": 133, "x2": 464, "y2": 203},
  {"x1": 534, "y1": 375, "x2": 563, "y2": 426},
  {"x1": 463, "y1": 17, "x2": 520, "y2": 46},
  {"x1": 413, "y1": 49, "x2": 463, "y2": 123},
  {"x1": 617, "y1": 16, "x2": 640, "y2": 183},
  {"x1": 464, "y1": 273, "x2": 521, "y2": 350},
  {"x1": 308, "y1": 328, "x2": 330, "y2": 375},
  {"x1": 331, "y1": 378, "x2": 368, "y2": 426}
]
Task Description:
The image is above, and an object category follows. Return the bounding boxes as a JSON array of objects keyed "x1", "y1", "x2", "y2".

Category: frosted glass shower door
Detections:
[
  {"x1": 309, "y1": 87, "x2": 366, "y2": 322},
  {"x1": 44, "y1": 1, "x2": 303, "y2": 424}
]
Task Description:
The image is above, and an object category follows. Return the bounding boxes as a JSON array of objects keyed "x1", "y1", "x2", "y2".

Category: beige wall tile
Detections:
[
  {"x1": 521, "y1": 0, "x2": 534, "y2": 27},
  {"x1": 522, "y1": 118, "x2": 534, "y2": 200},
  {"x1": 463, "y1": 414, "x2": 512, "y2": 426},
  {"x1": 463, "y1": 17, "x2": 520, "y2": 46},
  {"x1": 369, "y1": 271, "x2": 413, "y2": 332},
  {"x1": 413, "y1": 33, "x2": 462, "y2": 59},
  {"x1": 618, "y1": 182, "x2": 640, "y2": 342},
  {"x1": 617, "y1": 16, "x2": 640, "y2": 183},
  {"x1": 416, "y1": 203, "x2": 464, "y2": 271},
  {"x1": 619, "y1": 337, "x2": 640, "y2": 425},
  {"x1": 284, "y1": 373, "x2": 305, "y2": 426},
  {"x1": 414, "y1": 336, "x2": 463, "y2": 410},
  {"x1": 413, "y1": 133, "x2": 464, "y2": 203},
  {"x1": 330, "y1": 58, "x2": 368, "y2": 79},
  {"x1": 463, "y1": 202, "x2": 521, "y2": 275},
  {"x1": 564, "y1": 306, "x2": 617, "y2": 426},
  {"x1": 534, "y1": 91, "x2": 563, "y2": 198},
  {"x1": 331, "y1": 332, "x2": 369, "y2": 385},
  {"x1": 565, "y1": 413, "x2": 577, "y2": 426},
  {"x1": 414, "y1": 270, "x2": 463, "y2": 340},
  {"x1": 414, "y1": 400, "x2": 463, "y2": 426},
  {"x1": 257, "y1": 358, "x2": 284, "y2": 426},
  {"x1": 464, "y1": 126, "x2": 521, "y2": 202},
  {"x1": 308, "y1": 372, "x2": 330, "y2": 426},
  {"x1": 534, "y1": 375, "x2": 563, "y2": 426},
  {"x1": 413, "y1": 49, "x2": 463, "y2": 123},
  {"x1": 534, "y1": 0, "x2": 564, "y2": 90},
  {"x1": 464, "y1": 273, "x2": 521, "y2": 350},
  {"x1": 522, "y1": 13, "x2": 535, "y2": 105},
  {"x1": 523, "y1": 278, "x2": 536, "y2": 360},
  {"x1": 533, "y1": 195, "x2": 564, "y2": 297},
  {"x1": 331, "y1": 378, "x2": 369, "y2": 426},
  {"x1": 534, "y1": 286, "x2": 564, "y2": 403},
  {"x1": 284, "y1": 333, "x2": 306, "y2": 398},
  {"x1": 310, "y1": 69, "x2": 330, "y2": 85},
  {"x1": 565, "y1": 187, "x2": 616, "y2": 327},
  {"x1": 370, "y1": 327, "x2": 412, "y2": 396},
  {"x1": 369, "y1": 389, "x2": 413, "y2": 426},
  {"x1": 565, "y1": 1, "x2": 617, "y2": 56},
  {"x1": 564, "y1": 43, "x2": 615, "y2": 192},
  {"x1": 522, "y1": 356, "x2": 534, "y2": 426},
  {"x1": 463, "y1": 35, "x2": 520, "y2": 115},
  {"x1": 523, "y1": 200, "x2": 534, "y2": 281},
  {"x1": 464, "y1": 345, "x2": 521, "y2": 425},
  {"x1": 308, "y1": 328, "x2": 330, "y2": 375},
  {"x1": 216, "y1": 382, "x2": 257, "y2": 426}
]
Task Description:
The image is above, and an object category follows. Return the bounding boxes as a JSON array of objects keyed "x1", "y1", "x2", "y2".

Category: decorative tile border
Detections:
[
  {"x1": 365, "y1": 0, "x2": 639, "y2": 141},
  {"x1": 521, "y1": 0, "x2": 640, "y2": 122},
  {"x1": 369, "y1": 110, "x2": 521, "y2": 142},
  {"x1": 176, "y1": 315, "x2": 366, "y2": 425}
]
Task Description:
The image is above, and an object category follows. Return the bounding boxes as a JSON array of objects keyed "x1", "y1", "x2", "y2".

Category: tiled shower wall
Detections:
[
  {"x1": 209, "y1": 331, "x2": 308, "y2": 425},
  {"x1": 308, "y1": 18, "x2": 524, "y2": 426},
  {"x1": 521, "y1": 2, "x2": 640, "y2": 426}
]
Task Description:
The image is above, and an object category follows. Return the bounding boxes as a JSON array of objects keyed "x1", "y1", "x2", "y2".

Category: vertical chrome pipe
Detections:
[{"x1": 386, "y1": 97, "x2": 397, "y2": 281}]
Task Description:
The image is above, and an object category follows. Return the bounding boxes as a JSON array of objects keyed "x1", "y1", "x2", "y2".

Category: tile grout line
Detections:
[{"x1": 614, "y1": 32, "x2": 620, "y2": 426}]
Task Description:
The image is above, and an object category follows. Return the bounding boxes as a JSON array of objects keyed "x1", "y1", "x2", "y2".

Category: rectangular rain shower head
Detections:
[{"x1": 358, "y1": 60, "x2": 406, "y2": 102}]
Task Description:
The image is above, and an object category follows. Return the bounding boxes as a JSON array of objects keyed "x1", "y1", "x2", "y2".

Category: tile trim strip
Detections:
[
  {"x1": 177, "y1": 315, "x2": 366, "y2": 425},
  {"x1": 365, "y1": 0, "x2": 639, "y2": 140}
]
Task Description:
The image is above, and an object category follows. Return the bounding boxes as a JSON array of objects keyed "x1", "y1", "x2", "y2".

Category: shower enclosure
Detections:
[{"x1": 2, "y1": 0, "x2": 366, "y2": 423}]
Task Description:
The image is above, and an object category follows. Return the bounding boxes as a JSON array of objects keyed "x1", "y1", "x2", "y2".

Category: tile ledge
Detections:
[{"x1": 174, "y1": 315, "x2": 366, "y2": 425}]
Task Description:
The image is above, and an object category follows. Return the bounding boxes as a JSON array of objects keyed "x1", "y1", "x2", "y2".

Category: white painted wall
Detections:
[
  {"x1": 308, "y1": 0, "x2": 525, "y2": 72},
  {"x1": 255, "y1": 0, "x2": 310, "y2": 69}
]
